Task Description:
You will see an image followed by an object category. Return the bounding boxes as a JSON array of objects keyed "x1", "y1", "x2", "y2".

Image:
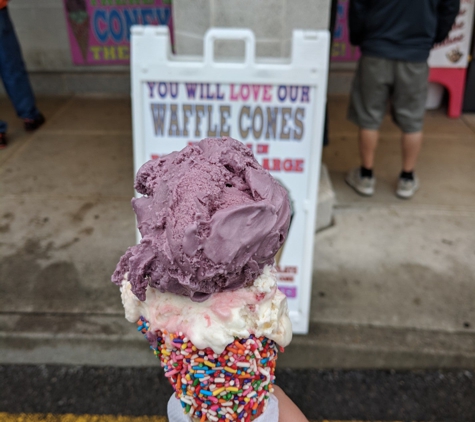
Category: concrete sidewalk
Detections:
[{"x1": 1, "y1": 95, "x2": 474, "y2": 368}]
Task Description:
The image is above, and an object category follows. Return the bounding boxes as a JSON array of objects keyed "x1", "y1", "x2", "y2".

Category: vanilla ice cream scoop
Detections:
[{"x1": 120, "y1": 266, "x2": 292, "y2": 353}]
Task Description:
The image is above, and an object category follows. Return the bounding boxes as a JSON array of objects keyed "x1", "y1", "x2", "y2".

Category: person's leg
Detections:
[
  {"x1": 345, "y1": 126, "x2": 379, "y2": 195},
  {"x1": 0, "y1": 119, "x2": 6, "y2": 148},
  {"x1": 359, "y1": 128, "x2": 379, "y2": 170},
  {"x1": 394, "y1": 130, "x2": 423, "y2": 198},
  {"x1": 401, "y1": 131, "x2": 423, "y2": 172},
  {"x1": 347, "y1": 56, "x2": 391, "y2": 196},
  {"x1": 0, "y1": 10, "x2": 9, "y2": 141},
  {"x1": 0, "y1": 8, "x2": 43, "y2": 123},
  {"x1": 392, "y1": 61, "x2": 428, "y2": 198}
]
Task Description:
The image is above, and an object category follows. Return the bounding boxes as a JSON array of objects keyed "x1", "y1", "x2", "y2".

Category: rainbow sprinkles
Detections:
[{"x1": 138, "y1": 316, "x2": 283, "y2": 422}]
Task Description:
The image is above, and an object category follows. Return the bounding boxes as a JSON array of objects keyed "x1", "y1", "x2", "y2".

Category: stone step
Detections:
[{"x1": 2, "y1": 313, "x2": 474, "y2": 369}]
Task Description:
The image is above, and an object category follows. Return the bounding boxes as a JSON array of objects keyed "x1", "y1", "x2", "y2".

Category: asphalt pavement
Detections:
[{"x1": 1, "y1": 365, "x2": 475, "y2": 421}]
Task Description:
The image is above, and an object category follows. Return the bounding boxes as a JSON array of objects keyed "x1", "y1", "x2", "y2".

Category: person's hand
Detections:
[{"x1": 273, "y1": 385, "x2": 308, "y2": 422}]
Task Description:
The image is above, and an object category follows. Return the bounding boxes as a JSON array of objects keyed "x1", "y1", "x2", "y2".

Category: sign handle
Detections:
[{"x1": 204, "y1": 28, "x2": 256, "y2": 67}]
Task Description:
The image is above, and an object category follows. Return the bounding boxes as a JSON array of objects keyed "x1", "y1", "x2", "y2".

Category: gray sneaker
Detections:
[
  {"x1": 345, "y1": 168, "x2": 375, "y2": 196},
  {"x1": 396, "y1": 175, "x2": 420, "y2": 199}
]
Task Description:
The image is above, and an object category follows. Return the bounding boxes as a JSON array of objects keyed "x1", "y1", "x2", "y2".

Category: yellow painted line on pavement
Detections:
[
  {"x1": 0, "y1": 415, "x2": 399, "y2": 422},
  {"x1": 0, "y1": 414, "x2": 167, "y2": 422}
]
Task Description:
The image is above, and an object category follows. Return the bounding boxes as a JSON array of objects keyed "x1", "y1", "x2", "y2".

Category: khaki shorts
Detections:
[{"x1": 348, "y1": 56, "x2": 429, "y2": 133}]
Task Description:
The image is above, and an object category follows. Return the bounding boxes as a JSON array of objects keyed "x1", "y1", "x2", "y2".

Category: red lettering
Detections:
[
  {"x1": 257, "y1": 144, "x2": 269, "y2": 154},
  {"x1": 252, "y1": 85, "x2": 261, "y2": 101},
  {"x1": 262, "y1": 85, "x2": 272, "y2": 102},
  {"x1": 277, "y1": 265, "x2": 298, "y2": 274},
  {"x1": 241, "y1": 84, "x2": 250, "y2": 101},
  {"x1": 230, "y1": 84, "x2": 274, "y2": 102},
  {"x1": 260, "y1": 158, "x2": 305, "y2": 172},
  {"x1": 230, "y1": 84, "x2": 239, "y2": 100},
  {"x1": 283, "y1": 159, "x2": 293, "y2": 172}
]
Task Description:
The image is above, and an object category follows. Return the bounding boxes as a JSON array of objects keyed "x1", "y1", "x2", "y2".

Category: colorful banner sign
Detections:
[
  {"x1": 131, "y1": 27, "x2": 330, "y2": 333},
  {"x1": 428, "y1": 0, "x2": 475, "y2": 68},
  {"x1": 331, "y1": 0, "x2": 360, "y2": 62},
  {"x1": 63, "y1": 0, "x2": 173, "y2": 65}
]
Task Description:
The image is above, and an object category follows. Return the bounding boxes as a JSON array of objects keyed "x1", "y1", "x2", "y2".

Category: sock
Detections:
[
  {"x1": 360, "y1": 166, "x2": 373, "y2": 178},
  {"x1": 400, "y1": 170, "x2": 414, "y2": 180}
]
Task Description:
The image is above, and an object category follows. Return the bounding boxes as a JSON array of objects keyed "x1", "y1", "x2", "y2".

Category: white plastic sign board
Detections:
[
  {"x1": 428, "y1": 0, "x2": 475, "y2": 68},
  {"x1": 131, "y1": 26, "x2": 329, "y2": 334}
]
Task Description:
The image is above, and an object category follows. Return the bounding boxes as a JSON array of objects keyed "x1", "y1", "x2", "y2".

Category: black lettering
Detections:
[
  {"x1": 169, "y1": 82, "x2": 179, "y2": 98},
  {"x1": 280, "y1": 107, "x2": 291, "y2": 140},
  {"x1": 252, "y1": 106, "x2": 264, "y2": 139},
  {"x1": 182, "y1": 104, "x2": 192, "y2": 137},
  {"x1": 265, "y1": 107, "x2": 278, "y2": 139},
  {"x1": 294, "y1": 107, "x2": 305, "y2": 140},
  {"x1": 239, "y1": 106, "x2": 251, "y2": 139},
  {"x1": 219, "y1": 105, "x2": 231, "y2": 136},
  {"x1": 207, "y1": 105, "x2": 218, "y2": 137},
  {"x1": 151, "y1": 103, "x2": 166, "y2": 136},
  {"x1": 168, "y1": 104, "x2": 180, "y2": 136},
  {"x1": 195, "y1": 105, "x2": 205, "y2": 137}
]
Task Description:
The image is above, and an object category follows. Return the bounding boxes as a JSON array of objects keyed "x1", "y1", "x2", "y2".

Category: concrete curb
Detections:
[{"x1": 2, "y1": 313, "x2": 474, "y2": 369}]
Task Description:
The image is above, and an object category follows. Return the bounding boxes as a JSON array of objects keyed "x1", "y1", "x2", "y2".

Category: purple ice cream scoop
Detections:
[{"x1": 112, "y1": 137, "x2": 291, "y2": 302}]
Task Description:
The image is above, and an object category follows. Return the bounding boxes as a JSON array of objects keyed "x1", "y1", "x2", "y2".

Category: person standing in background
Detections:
[
  {"x1": 0, "y1": 0, "x2": 45, "y2": 149},
  {"x1": 345, "y1": 0, "x2": 459, "y2": 198}
]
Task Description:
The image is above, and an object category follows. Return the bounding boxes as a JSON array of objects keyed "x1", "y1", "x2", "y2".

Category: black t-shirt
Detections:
[{"x1": 349, "y1": 0, "x2": 460, "y2": 62}]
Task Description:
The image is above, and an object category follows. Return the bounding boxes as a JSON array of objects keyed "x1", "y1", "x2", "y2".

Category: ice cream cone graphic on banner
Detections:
[{"x1": 65, "y1": 0, "x2": 89, "y2": 63}]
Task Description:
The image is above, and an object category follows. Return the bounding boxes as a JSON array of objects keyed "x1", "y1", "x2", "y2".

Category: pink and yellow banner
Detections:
[
  {"x1": 331, "y1": 0, "x2": 360, "y2": 62},
  {"x1": 63, "y1": 0, "x2": 173, "y2": 65}
]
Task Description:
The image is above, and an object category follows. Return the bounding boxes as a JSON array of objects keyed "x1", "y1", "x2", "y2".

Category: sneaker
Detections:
[
  {"x1": 0, "y1": 133, "x2": 7, "y2": 149},
  {"x1": 24, "y1": 113, "x2": 45, "y2": 131},
  {"x1": 345, "y1": 167, "x2": 375, "y2": 196},
  {"x1": 396, "y1": 175, "x2": 419, "y2": 199}
]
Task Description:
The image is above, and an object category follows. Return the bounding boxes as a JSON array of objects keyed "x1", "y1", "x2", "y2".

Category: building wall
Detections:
[
  {"x1": 3, "y1": 0, "x2": 333, "y2": 95},
  {"x1": 9, "y1": 0, "x2": 127, "y2": 72},
  {"x1": 173, "y1": 0, "x2": 331, "y2": 58}
]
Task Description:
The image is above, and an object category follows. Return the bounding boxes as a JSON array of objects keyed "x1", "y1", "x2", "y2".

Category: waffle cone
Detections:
[
  {"x1": 274, "y1": 244, "x2": 284, "y2": 266},
  {"x1": 137, "y1": 318, "x2": 279, "y2": 421}
]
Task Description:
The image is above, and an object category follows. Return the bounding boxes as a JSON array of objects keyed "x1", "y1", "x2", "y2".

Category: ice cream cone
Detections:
[
  {"x1": 113, "y1": 139, "x2": 293, "y2": 422},
  {"x1": 69, "y1": 16, "x2": 90, "y2": 62},
  {"x1": 138, "y1": 318, "x2": 279, "y2": 422},
  {"x1": 65, "y1": 0, "x2": 90, "y2": 64}
]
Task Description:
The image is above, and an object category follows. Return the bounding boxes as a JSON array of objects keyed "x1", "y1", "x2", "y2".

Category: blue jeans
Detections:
[{"x1": 0, "y1": 7, "x2": 40, "y2": 133}]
